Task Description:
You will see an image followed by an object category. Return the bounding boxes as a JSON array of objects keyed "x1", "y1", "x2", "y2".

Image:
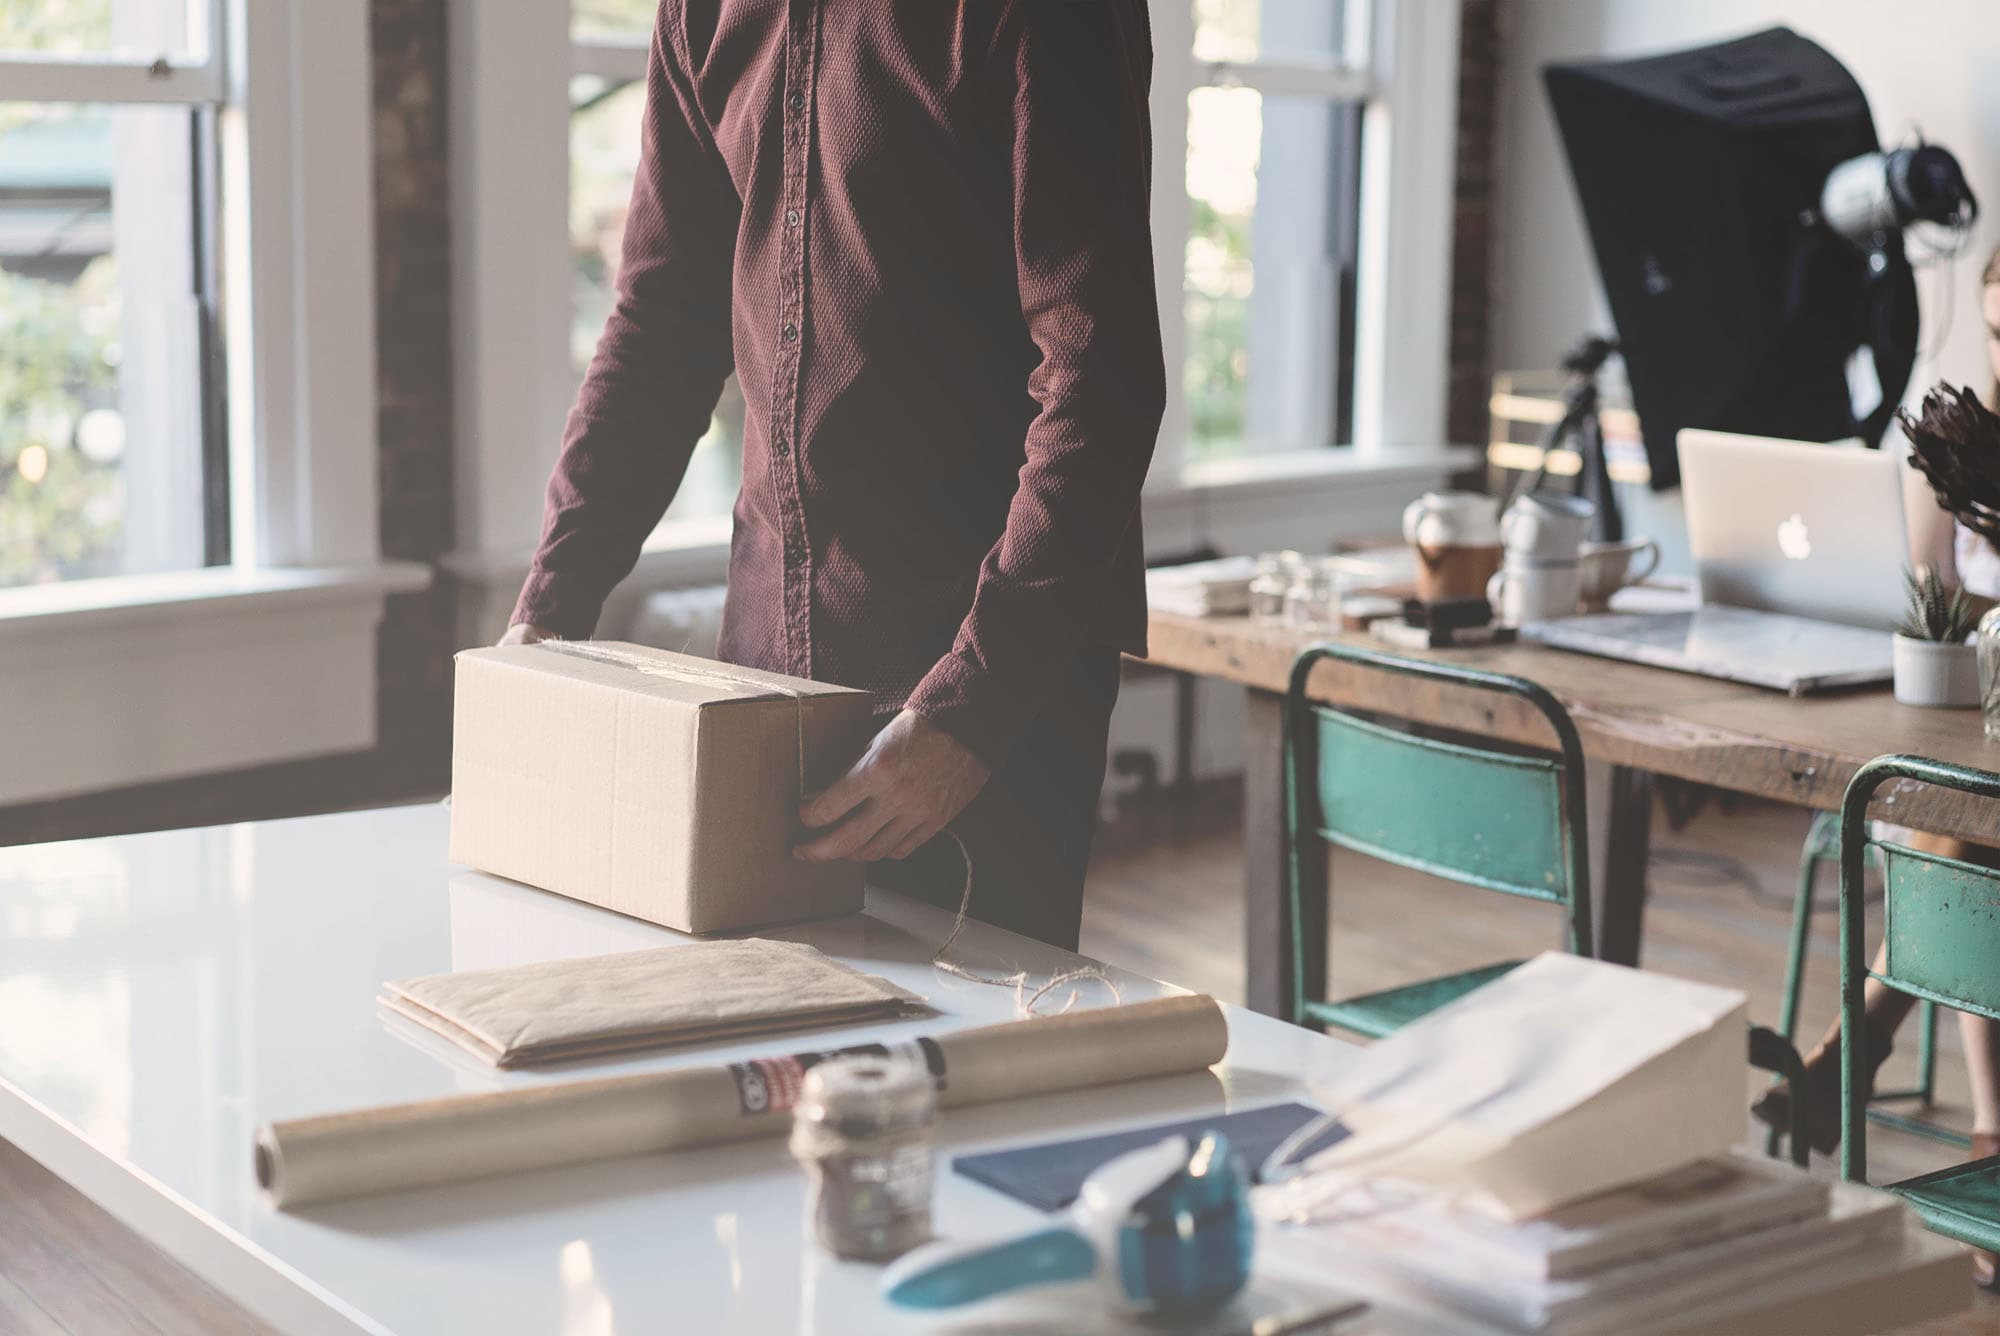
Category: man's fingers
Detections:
[
  {"x1": 800, "y1": 769, "x2": 872, "y2": 829},
  {"x1": 854, "y1": 817, "x2": 920, "y2": 864},
  {"x1": 888, "y1": 819, "x2": 942, "y2": 862},
  {"x1": 794, "y1": 801, "x2": 890, "y2": 862}
]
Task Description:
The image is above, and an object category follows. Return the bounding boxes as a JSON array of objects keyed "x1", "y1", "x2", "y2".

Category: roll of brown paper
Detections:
[{"x1": 257, "y1": 992, "x2": 1228, "y2": 1209}]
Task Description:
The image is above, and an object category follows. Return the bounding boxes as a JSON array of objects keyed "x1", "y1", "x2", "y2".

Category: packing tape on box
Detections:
[
  {"x1": 539, "y1": 640, "x2": 813, "y2": 793},
  {"x1": 256, "y1": 992, "x2": 1227, "y2": 1210}
]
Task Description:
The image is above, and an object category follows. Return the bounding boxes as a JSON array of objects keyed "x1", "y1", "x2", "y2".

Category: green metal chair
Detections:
[
  {"x1": 1280, "y1": 643, "x2": 1595, "y2": 1039},
  {"x1": 1280, "y1": 642, "x2": 1815, "y2": 1167},
  {"x1": 1840, "y1": 755, "x2": 2000, "y2": 1248},
  {"x1": 1770, "y1": 811, "x2": 1956, "y2": 1160}
]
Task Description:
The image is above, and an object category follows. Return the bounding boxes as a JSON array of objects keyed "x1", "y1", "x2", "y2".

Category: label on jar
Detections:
[{"x1": 730, "y1": 1037, "x2": 946, "y2": 1116}]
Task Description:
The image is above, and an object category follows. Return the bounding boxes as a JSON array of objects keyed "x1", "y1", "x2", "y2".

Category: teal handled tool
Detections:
[{"x1": 882, "y1": 1132, "x2": 1253, "y2": 1317}]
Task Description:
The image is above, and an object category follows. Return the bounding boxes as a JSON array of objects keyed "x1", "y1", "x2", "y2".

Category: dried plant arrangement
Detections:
[{"x1": 1899, "y1": 382, "x2": 2000, "y2": 546}]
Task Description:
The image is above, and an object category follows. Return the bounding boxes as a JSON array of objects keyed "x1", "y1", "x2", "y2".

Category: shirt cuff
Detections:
[
  {"x1": 511, "y1": 568, "x2": 609, "y2": 642},
  {"x1": 903, "y1": 651, "x2": 1042, "y2": 771}
]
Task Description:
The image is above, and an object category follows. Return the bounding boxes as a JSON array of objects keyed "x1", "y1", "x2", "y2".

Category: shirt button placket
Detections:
[{"x1": 773, "y1": 0, "x2": 817, "y2": 679}]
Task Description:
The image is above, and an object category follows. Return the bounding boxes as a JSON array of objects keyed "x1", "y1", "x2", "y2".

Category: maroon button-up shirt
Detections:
[{"x1": 513, "y1": 0, "x2": 1164, "y2": 765}]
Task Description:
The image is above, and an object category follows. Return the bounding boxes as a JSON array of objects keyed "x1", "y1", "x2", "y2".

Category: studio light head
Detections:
[{"x1": 1821, "y1": 143, "x2": 1978, "y2": 250}]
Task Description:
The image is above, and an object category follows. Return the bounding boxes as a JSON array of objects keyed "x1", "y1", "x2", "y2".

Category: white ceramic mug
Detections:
[
  {"x1": 1500, "y1": 490, "x2": 1597, "y2": 563},
  {"x1": 1486, "y1": 560, "x2": 1583, "y2": 626},
  {"x1": 1576, "y1": 537, "x2": 1662, "y2": 609},
  {"x1": 1402, "y1": 491, "x2": 1501, "y2": 548}
]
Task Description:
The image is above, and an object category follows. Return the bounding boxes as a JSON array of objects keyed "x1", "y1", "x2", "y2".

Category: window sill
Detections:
[
  {"x1": 0, "y1": 562, "x2": 433, "y2": 806},
  {"x1": 0, "y1": 563, "x2": 431, "y2": 642},
  {"x1": 444, "y1": 446, "x2": 1476, "y2": 639},
  {"x1": 1170, "y1": 444, "x2": 1477, "y2": 495}
]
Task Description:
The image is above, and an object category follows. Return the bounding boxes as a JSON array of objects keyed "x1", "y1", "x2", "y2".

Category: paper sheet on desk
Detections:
[
  {"x1": 1263, "y1": 953, "x2": 1745, "y2": 1222},
  {"x1": 380, "y1": 939, "x2": 927, "y2": 1067}
]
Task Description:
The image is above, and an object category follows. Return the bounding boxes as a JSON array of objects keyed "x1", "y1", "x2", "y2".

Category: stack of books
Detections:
[
  {"x1": 1144, "y1": 556, "x2": 1259, "y2": 617},
  {"x1": 1326, "y1": 1152, "x2": 1906, "y2": 1334}
]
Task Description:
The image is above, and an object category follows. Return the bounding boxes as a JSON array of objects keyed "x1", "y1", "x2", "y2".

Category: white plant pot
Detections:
[{"x1": 1892, "y1": 635, "x2": 1980, "y2": 708}]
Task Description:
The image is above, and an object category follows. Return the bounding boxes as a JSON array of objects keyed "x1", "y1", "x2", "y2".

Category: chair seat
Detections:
[
  {"x1": 1889, "y1": 1154, "x2": 2000, "y2": 1252},
  {"x1": 1301, "y1": 961, "x2": 1522, "y2": 1039}
]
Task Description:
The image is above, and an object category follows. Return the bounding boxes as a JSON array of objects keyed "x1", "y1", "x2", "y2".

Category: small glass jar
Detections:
[
  {"x1": 1249, "y1": 552, "x2": 1297, "y2": 622},
  {"x1": 1979, "y1": 604, "x2": 2000, "y2": 741},
  {"x1": 1283, "y1": 559, "x2": 1344, "y2": 631},
  {"x1": 789, "y1": 1055, "x2": 937, "y2": 1260}
]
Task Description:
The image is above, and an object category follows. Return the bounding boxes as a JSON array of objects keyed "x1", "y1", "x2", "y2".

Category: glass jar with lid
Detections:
[
  {"x1": 1250, "y1": 551, "x2": 1300, "y2": 622},
  {"x1": 1978, "y1": 604, "x2": 2000, "y2": 741},
  {"x1": 1283, "y1": 558, "x2": 1344, "y2": 631}
]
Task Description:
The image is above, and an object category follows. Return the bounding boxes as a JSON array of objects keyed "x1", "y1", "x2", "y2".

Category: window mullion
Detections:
[{"x1": 1146, "y1": 0, "x2": 1196, "y2": 492}]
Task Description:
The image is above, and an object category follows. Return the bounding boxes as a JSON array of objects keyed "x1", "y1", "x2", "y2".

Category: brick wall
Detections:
[
  {"x1": 370, "y1": 0, "x2": 458, "y2": 790},
  {"x1": 1449, "y1": 0, "x2": 1502, "y2": 451},
  {"x1": 0, "y1": 0, "x2": 457, "y2": 846}
]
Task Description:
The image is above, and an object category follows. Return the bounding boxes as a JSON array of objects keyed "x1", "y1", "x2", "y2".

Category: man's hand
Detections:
[
  {"x1": 795, "y1": 710, "x2": 990, "y2": 863},
  {"x1": 498, "y1": 623, "x2": 555, "y2": 647}
]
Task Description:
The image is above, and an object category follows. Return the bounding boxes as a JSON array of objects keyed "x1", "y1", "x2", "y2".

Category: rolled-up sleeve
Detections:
[
  {"x1": 512, "y1": 7, "x2": 739, "y2": 639},
  {"x1": 903, "y1": 0, "x2": 1164, "y2": 765}
]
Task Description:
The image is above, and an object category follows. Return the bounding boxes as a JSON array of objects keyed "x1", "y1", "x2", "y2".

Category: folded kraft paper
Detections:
[
  {"x1": 380, "y1": 940, "x2": 929, "y2": 1068},
  {"x1": 257, "y1": 993, "x2": 1229, "y2": 1209},
  {"x1": 449, "y1": 642, "x2": 875, "y2": 934}
]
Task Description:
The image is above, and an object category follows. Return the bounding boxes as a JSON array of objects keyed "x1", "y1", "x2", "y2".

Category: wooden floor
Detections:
[
  {"x1": 0, "y1": 1137, "x2": 272, "y2": 1335},
  {"x1": 3, "y1": 782, "x2": 1996, "y2": 1332}
]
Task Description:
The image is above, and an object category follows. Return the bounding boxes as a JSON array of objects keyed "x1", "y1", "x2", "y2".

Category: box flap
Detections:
[{"x1": 456, "y1": 642, "x2": 871, "y2": 711}]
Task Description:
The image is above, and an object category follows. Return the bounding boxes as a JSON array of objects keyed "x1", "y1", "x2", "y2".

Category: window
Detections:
[
  {"x1": 1173, "y1": 0, "x2": 1369, "y2": 462},
  {"x1": 570, "y1": 4, "x2": 742, "y2": 527},
  {"x1": 0, "y1": 1, "x2": 224, "y2": 588}
]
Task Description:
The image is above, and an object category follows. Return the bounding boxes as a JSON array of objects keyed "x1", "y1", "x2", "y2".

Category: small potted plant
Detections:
[{"x1": 1893, "y1": 566, "x2": 1980, "y2": 707}]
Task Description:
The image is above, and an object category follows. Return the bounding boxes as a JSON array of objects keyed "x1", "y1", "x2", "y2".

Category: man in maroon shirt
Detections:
[{"x1": 503, "y1": 0, "x2": 1163, "y2": 949}]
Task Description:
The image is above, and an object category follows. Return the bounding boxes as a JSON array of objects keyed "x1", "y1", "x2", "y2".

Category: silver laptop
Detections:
[{"x1": 1525, "y1": 430, "x2": 1907, "y2": 694}]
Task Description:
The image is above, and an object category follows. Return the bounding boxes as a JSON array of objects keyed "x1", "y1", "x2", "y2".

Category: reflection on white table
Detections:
[{"x1": 0, "y1": 804, "x2": 1966, "y2": 1335}]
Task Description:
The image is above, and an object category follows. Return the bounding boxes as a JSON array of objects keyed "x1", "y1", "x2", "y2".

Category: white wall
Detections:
[{"x1": 1494, "y1": 1, "x2": 2000, "y2": 399}]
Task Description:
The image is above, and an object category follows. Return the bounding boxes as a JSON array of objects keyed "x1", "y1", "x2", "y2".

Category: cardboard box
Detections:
[{"x1": 450, "y1": 642, "x2": 875, "y2": 933}]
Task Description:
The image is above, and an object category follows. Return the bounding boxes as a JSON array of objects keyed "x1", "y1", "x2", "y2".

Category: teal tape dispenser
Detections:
[{"x1": 882, "y1": 1132, "x2": 1254, "y2": 1317}]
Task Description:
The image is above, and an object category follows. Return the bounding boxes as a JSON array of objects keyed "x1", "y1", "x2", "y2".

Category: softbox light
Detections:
[{"x1": 1545, "y1": 27, "x2": 1917, "y2": 490}]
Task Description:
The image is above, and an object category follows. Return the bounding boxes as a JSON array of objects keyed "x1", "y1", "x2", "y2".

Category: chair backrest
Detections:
[
  {"x1": 1283, "y1": 642, "x2": 1594, "y2": 956},
  {"x1": 1839, "y1": 754, "x2": 2000, "y2": 1181}
]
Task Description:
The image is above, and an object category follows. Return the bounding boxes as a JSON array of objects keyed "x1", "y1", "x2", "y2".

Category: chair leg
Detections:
[
  {"x1": 1780, "y1": 830, "x2": 1826, "y2": 1047},
  {"x1": 1768, "y1": 830, "x2": 1824, "y2": 1158},
  {"x1": 1918, "y1": 999, "x2": 1938, "y2": 1105}
]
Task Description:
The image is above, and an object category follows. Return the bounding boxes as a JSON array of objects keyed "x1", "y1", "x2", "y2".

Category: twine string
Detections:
[{"x1": 931, "y1": 829, "x2": 1121, "y2": 1017}]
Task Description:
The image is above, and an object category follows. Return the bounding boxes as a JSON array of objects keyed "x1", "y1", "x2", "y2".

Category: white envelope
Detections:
[{"x1": 1267, "y1": 952, "x2": 1748, "y2": 1221}]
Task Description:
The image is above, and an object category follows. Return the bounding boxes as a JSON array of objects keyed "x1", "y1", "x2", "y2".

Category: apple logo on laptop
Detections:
[{"x1": 1777, "y1": 513, "x2": 1812, "y2": 561}]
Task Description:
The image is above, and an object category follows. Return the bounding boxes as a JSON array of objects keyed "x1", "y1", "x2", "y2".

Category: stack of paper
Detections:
[
  {"x1": 380, "y1": 940, "x2": 926, "y2": 1067},
  {"x1": 1321, "y1": 1152, "x2": 1907, "y2": 1334},
  {"x1": 1145, "y1": 556, "x2": 1260, "y2": 617}
]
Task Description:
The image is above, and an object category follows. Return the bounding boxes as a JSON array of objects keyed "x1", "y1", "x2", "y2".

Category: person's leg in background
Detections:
[
  {"x1": 1963, "y1": 1009, "x2": 2000, "y2": 1286},
  {"x1": 871, "y1": 649, "x2": 1123, "y2": 952},
  {"x1": 1754, "y1": 829, "x2": 2000, "y2": 1286}
]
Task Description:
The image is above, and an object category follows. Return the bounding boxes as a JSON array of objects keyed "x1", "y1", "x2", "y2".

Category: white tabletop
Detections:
[{"x1": 0, "y1": 804, "x2": 1967, "y2": 1336}]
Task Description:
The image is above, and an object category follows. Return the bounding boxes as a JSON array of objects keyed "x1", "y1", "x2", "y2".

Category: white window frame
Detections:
[
  {"x1": 446, "y1": 0, "x2": 1469, "y2": 642},
  {"x1": 0, "y1": 0, "x2": 428, "y2": 805},
  {"x1": 1151, "y1": 0, "x2": 1462, "y2": 485}
]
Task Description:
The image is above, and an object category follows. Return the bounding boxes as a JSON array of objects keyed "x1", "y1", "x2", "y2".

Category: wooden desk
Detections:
[{"x1": 1141, "y1": 612, "x2": 2000, "y2": 1015}]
